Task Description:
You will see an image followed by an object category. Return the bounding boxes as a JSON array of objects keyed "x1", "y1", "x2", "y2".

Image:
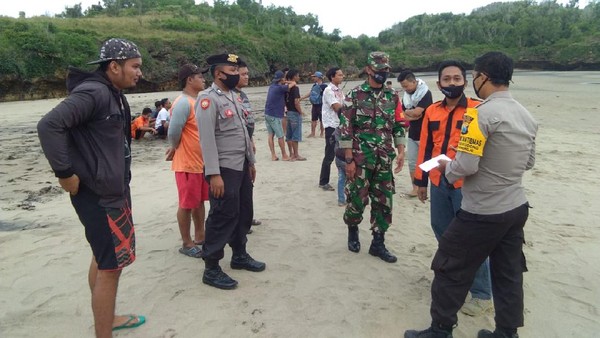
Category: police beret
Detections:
[{"x1": 206, "y1": 53, "x2": 241, "y2": 66}]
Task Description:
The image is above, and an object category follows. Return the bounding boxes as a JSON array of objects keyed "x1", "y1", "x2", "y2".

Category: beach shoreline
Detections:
[{"x1": 1, "y1": 72, "x2": 599, "y2": 337}]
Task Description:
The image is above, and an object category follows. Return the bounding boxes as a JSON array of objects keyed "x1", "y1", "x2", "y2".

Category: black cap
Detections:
[
  {"x1": 178, "y1": 64, "x2": 208, "y2": 82},
  {"x1": 88, "y1": 38, "x2": 142, "y2": 65},
  {"x1": 206, "y1": 53, "x2": 241, "y2": 66}
]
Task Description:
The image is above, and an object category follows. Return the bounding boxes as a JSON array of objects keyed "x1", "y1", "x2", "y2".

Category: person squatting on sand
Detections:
[
  {"x1": 37, "y1": 38, "x2": 146, "y2": 337},
  {"x1": 131, "y1": 107, "x2": 157, "y2": 139},
  {"x1": 166, "y1": 63, "x2": 210, "y2": 258},
  {"x1": 413, "y1": 60, "x2": 493, "y2": 316},
  {"x1": 339, "y1": 51, "x2": 406, "y2": 263},
  {"x1": 405, "y1": 51, "x2": 538, "y2": 338},
  {"x1": 195, "y1": 53, "x2": 265, "y2": 290}
]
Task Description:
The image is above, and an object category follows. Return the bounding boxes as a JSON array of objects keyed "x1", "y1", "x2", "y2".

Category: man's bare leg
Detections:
[
  {"x1": 286, "y1": 140, "x2": 293, "y2": 158},
  {"x1": 319, "y1": 121, "x2": 324, "y2": 137},
  {"x1": 191, "y1": 204, "x2": 205, "y2": 244},
  {"x1": 309, "y1": 121, "x2": 317, "y2": 137},
  {"x1": 409, "y1": 170, "x2": 418, "y2": 196},
  {"x1": 278, "y1": 137, "x2": 290, "y2": 160},
  {"x1": 292, "y1": 142, "x2": 305, "y2": 160},
  {"x1": 268, "y1": 133, "x2": 278, "y2": 160},
  {"x1": 89, "y1": 258, "x2": 134, "y2": 338},
  {"x1": 177, "y1": 207, "x2": 195, "y2": 248}
]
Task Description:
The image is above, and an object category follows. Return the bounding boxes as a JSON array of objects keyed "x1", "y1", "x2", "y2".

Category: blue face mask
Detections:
[{"x1": 372, "y1": 71, "x2": 388, "y2": 85}]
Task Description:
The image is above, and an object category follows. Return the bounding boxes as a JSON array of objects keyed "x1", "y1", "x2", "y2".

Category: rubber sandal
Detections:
[
  {"x1": 112, "y1": 315, "x2": 146, "y2": 331},
  {"x1": 179, "y1": 245, "x2": 203, "y2": 258}
]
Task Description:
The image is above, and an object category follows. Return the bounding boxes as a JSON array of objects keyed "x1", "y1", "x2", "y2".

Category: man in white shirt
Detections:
[
  {"x1": 155, "y1": 97, "x2": 171, "y2": 138},
  {"x1": 318, "y1": 67, "x2": 345, "y2": 191}
]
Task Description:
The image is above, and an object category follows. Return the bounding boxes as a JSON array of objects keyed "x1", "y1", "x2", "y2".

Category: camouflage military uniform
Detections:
[{"x1": 339, "y1": 54, "x2": 406, "y2": 233}]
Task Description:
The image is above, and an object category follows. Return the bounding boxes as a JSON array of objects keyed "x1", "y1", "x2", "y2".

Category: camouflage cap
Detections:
[
  {"x1": 367, "y1": 51, "x2": 390, "y2": 70},
  {"x1": 88, "y1": 38, "x2": 142, "y2": 65}
]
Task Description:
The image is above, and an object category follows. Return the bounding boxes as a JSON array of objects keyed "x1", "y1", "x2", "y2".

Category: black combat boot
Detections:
[
  {"x1": 231, "y1": 253, "x2": 266, "y2": 272},
  {"x1": 404, "y1": 322, "x2": 453, "y2": 338},
  {"x1": 203, "y1": 259, "x2": 238, "y2": 290},
  {"x1": 368, "y1": 231, "x2": 397, "y2": 263},
  {"x1": 477, "y1": 328, "x2": 519, "y2": 338},
  {"x1": 347, "y1": 226, "x2": 360, "y2": 253}
]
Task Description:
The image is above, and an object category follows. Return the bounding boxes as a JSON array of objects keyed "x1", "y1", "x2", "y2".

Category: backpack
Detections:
[{"x1": 309, "y1": 83, "x2": 324, "y2": 105}]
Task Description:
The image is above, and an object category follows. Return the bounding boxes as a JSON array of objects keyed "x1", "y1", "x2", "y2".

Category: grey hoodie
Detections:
[{"x1": 37, "y1": 67, "x2": 132, "y2": 208}]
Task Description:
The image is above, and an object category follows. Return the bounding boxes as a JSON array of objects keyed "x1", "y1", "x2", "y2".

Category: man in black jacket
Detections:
[{"x1": 37, "y1": 38, "x2": 145, "y2": 337}]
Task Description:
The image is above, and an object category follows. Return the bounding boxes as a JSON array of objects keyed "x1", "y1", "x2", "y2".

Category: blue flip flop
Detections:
[{"x1": 112, "y1": 315, "x2": 146, "y2": 331}]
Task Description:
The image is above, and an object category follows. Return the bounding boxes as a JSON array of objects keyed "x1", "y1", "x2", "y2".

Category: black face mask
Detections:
[
  {"x1": 473, "y1": 74, "x2": 488, "y2": 98},
  {"x1": 372, "y1": 71, "x2": 388, "y2": 85},
  {"x1": 221, "y1": 72, "x2": 240, "y2": 90},
  {"x1": 440, "y1": 85, "x2": 465, "y2": 99}
]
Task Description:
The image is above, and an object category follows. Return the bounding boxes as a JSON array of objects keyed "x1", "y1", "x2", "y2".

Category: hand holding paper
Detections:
[{"x1": 418, "y1": 154, "x2": 452, "y2": 172}]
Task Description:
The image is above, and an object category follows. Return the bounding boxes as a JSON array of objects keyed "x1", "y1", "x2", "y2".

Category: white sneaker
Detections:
[{"x1": 460, "y1": 297, "x2": 493, "y2": 316}]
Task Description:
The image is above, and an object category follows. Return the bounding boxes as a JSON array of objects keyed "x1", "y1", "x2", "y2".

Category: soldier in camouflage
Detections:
[{"x1": 339, "y1": 51, "x2": 406, "y2": 263}]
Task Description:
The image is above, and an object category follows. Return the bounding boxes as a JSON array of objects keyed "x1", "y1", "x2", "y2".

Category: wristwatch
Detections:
[{"x1": 345, "y1": 158, "x2": 354, "y2": 164}]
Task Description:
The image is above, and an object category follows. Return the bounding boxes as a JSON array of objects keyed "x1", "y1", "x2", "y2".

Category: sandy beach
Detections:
[{"x1": 1, "y1": 71, "x2": 599, "y2": 338}]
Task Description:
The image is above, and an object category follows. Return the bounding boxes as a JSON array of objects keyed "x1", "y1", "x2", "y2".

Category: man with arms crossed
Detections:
[{"x1": 397, "y1": 70, "x2": 433, "y2": 197}]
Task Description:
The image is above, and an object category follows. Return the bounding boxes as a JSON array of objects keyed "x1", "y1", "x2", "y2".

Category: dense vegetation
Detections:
[{"x1": 0, "y1": 0, "x2": 598, "y2": 100}]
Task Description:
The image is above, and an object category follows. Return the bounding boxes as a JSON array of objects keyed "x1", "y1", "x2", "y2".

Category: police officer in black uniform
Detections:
[{"x1": 194, "y1": 53, "x2": 265, "y2": 290}]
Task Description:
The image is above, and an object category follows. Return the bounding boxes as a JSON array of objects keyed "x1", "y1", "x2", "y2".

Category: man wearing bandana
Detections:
[
  {"x1": 339, "y1": 51, "x2": 406, "y2": 263},
  {"x1": 194, "y1": 53, "x2": 265, "y2": 290}
]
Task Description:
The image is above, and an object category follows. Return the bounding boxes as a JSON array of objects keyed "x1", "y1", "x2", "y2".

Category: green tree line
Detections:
[{"x1": 0, "y1": 0, "x2": 598, "y2": 101}]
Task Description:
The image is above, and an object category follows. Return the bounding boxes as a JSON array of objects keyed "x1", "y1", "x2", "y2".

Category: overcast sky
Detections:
[{"x1": 1, "y1": 0, "x2": 591, "y2": 37}]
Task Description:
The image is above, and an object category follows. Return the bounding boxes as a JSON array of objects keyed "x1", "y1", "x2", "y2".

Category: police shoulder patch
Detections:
[
  {"x1": 200, "y1": 98, "x2": 210, "y2": 110},
  {"x1": 457, "y1": 107, "x2": 486, "y2": 157}
]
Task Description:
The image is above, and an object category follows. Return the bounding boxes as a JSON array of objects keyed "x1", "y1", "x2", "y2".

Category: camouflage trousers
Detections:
[{"x1": 343, "y1": 162, "x2": 395, "y2": 232}]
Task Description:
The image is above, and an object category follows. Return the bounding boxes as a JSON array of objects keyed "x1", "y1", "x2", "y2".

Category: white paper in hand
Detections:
[{"x1": 418, "y1": 154, "x2": 452, "y2": 172}]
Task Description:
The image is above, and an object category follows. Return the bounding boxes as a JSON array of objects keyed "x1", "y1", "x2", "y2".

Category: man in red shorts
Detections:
[
  {"x1": 37, "y1": 38, "x2": 145, "y2": 337},
  {"x1": 166, "y1": 63, "x2": 210, "y2": 258}
]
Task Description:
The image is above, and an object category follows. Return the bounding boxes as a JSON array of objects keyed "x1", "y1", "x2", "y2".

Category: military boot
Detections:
[
  {"x1": 404, "y1": 323, "x2": 453, "y2": 338},
  {"x1": 368, "y1": 231, "x2": 397, "y2": 263},
  {"x1": 203, "y1": 259, "x2": 238, "y2": 290},
  {"x1": 347, "y1": 226, "x2": 360, "y2": 253},
  {"x1": 477, "y1": 328, "x2": 519, "y2": 338},
  {"x1": 231, "y1": 253, "x2": 266, "y2": 272}
]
